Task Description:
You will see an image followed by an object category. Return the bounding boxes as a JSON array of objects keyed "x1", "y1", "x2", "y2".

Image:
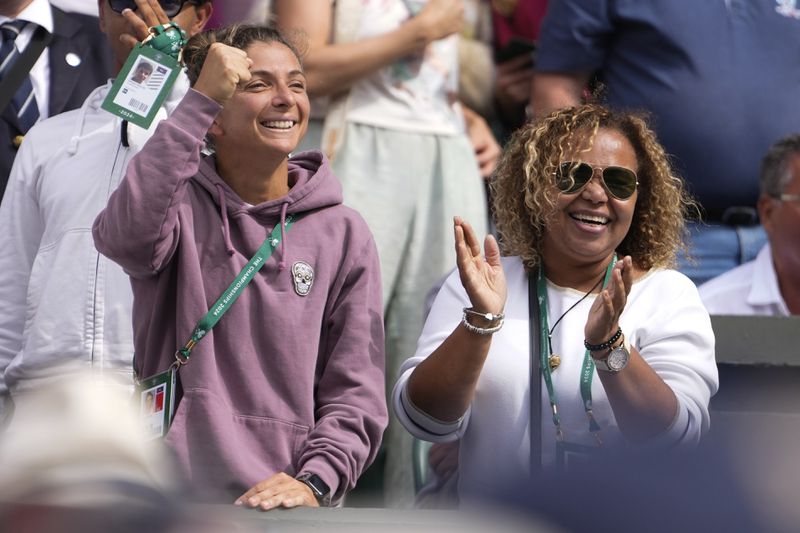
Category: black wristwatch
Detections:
[{"x1": 296, "y1": 473, "x2": 331, "y2": 505}]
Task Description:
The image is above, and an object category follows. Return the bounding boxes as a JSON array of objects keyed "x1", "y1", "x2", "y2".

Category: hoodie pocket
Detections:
[{"x1": 165, "y1": 387, "x2": 311, "y2": 499}]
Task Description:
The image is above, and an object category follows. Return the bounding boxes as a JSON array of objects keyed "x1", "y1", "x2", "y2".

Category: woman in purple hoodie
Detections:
[{"x1": 93, "y1": 25, "x2": 387, "y2": 508}]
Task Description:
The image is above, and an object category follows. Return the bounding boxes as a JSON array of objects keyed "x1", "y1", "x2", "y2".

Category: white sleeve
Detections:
[
  {"x1": 631, "y1": 271, "x2": 719, "y2": 448},
  {"x1": 391, "y1": 268, "x2": 472, "y2": 442},
  {"x1": 0, "y1": 136, "x2": 46, "y2": 421}
]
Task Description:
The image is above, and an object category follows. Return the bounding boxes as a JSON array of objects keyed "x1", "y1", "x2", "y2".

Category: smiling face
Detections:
[
  {"x1": 541, "y1": 127, "x2": 639, "y2": 269},
  {"x1": 209, "y1": 41, "x2": 309, "y2": 162}
]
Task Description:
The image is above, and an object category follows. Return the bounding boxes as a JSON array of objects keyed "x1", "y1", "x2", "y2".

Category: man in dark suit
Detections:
[{"x1": 0, "y1": 0, "x2": 114, "y2": 198}]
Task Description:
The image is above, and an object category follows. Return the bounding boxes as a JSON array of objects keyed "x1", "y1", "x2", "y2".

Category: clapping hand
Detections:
[
  {"x1": 584, "y1": 255, "x2": 634, "y2": 346},
  {"x1": 454, "y1": 217, "x2": 506, "y2": 317}
]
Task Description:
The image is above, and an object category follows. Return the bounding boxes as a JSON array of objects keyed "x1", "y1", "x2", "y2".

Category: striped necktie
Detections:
[{"x1": 0, "y1": 20, "x2": 40, "y2": 133}]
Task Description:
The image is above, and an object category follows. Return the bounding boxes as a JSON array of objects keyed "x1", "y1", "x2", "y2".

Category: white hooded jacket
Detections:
[{"x1": 0, "y1": 76, "x2": 190, "y2": 424}]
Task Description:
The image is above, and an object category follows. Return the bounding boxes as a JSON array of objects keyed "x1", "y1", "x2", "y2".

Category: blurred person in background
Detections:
[
  {"x1": 489, "y1": 0, "x2": 547, "y2": 137},
  {"x1": 700, "y1": 134, "x2": 800, "y2": 316},
  {"x1": 206, "y1": 0, "x2": 270, "y2": 28},
  {"x1": 452, "y1": 0, "x2": 493, "y2": 128},
  {"x1": 0, "y1": 0, "x2": 212, "y2": 429},
  {"x1": 433, "y1": 0, "x2": 550, "y2": 143},
  {"x1": 0, "y1": 374, "x2": 185, "y2": 533},
  {"x1": 272, "y1": 0, "x2": 499, "y2": 506},
  {"x1": 491, "y1": 442, "x2": 767, "y2": 533},
  {"x1": 0, "y1": 0, "x2": 114, "y2": 198},
  {"x1": 530, "y1": 0, "x2": 800, "y2": 285}
]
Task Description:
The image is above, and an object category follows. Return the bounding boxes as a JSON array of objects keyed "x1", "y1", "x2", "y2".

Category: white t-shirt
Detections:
[
  {"x1": 394, "y1": 256, "x2": 718, "y2": 500},
  {"x1": 699, "y1": 244, "x2": 789, "y2": 316},
  {"x1": 344, "y1": 0, "x2": 463, "y2": 135}
]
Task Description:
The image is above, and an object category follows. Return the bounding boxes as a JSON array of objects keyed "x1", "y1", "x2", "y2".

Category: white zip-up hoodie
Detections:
[{"x1": 0, "y1": 76, "x2": 190, "y2": 424}]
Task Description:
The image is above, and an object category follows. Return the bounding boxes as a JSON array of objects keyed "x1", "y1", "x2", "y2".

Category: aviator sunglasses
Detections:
[
  {"x1": 108, "y1": 0, "x2": 196, "y2": 17},
  {"x1": 554, "y1": 161, "x2": 639, "y2": 200}
]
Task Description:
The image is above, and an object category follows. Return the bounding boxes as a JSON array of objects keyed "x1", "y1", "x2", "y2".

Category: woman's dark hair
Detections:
[{"x1": 182, "y1": 24, "x2": 303, "y2": 86}]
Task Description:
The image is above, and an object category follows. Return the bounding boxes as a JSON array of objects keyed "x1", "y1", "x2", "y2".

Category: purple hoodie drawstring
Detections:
[
  {"x1": 215, "y1": 183, "x2": 235, "y2": 256},
  {"x1": 278, "y1": 201, "x2": 289, "y2": 271}
]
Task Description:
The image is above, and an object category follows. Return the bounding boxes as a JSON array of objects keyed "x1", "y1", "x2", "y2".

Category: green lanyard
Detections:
[
  {"x1": 536, "y1": 255, "x2": 616, "y2": 444},
  {"x1": 174, "y1": 214, "x2": 298, "y2": 364}
]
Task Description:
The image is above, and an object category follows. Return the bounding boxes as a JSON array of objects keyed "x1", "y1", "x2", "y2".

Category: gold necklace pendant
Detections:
[{"x1": 548, "y1": 353, "x2": 561, "y2": 371}]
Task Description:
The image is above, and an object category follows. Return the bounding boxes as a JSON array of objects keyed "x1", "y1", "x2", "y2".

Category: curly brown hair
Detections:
[{"x1": 491, "y1": 104, "x2": 697, "y2": 272}]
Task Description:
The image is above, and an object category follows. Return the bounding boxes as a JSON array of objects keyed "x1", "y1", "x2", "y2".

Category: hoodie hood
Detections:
[
  {"x1": 192, "y1": 149, "x2": 342, "y2": 264},
  {"x1": 66, "y1": 82, "x2": 111, "y2": 156},
  {"x1": 193, "y1": 149, "x2": 342, "y2": 219}
]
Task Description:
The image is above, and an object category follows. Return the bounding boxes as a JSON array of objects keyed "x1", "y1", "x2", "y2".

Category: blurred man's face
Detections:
[
  {"x1": 98, "y1": 0, "x2": 213, "y2": 72},
  {"x1": 0, "y1": 1, "x2": 35, "y2": 17},
  {"x1": 760, "y1": 153, "x2": 800, "y2": 284}
]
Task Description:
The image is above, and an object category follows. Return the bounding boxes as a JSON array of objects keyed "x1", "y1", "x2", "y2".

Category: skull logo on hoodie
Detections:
[{"x1": 292, "y1": 261, "x2": 314, "y2": 296}]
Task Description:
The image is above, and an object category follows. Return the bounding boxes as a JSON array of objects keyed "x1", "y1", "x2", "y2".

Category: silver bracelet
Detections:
[
  {"x1": 461, "y1": 308, "x2": 504, "y2": 335},
  {"x1": 462, "y1": 307, "x2": 505, "y2": 322}
]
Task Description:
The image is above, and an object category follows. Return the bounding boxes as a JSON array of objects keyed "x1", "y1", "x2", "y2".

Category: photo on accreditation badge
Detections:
[
  {"x1": 112, "y1": 57, "x2": 171, "y2": 118},
  {"x1": 141, "y1": 383, "x2": 166, "y2": 438}
]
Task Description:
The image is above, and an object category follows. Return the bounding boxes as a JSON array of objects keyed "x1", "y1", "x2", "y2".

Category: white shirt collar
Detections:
[{"x1": 747, "y1": 243, "x2": 790, "y2": 315}]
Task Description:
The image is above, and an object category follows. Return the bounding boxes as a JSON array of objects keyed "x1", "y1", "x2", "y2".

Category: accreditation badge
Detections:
[
  {"x1": 555, "y1": 440, "x2": 599, "y2": 473},
  {"x1": 102, "y1": 45, "x2": 181, "y2": 130},
  {"x1": 137, "y1": 364, "x2": 178, "y2": 440}
]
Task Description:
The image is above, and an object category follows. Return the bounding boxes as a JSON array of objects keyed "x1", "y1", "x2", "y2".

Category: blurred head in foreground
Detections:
[{"x1": 0, "y1": 374, "x2": 182, "y2": 533}]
